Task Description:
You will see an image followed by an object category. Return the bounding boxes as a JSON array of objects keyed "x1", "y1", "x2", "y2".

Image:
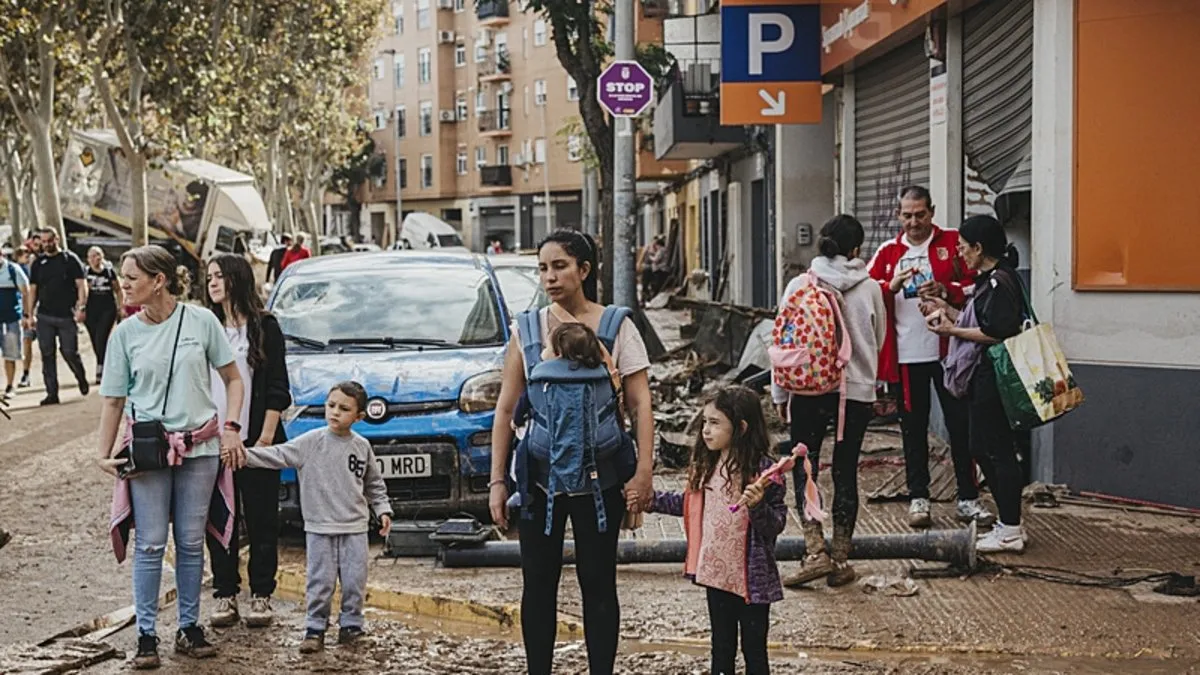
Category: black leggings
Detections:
[
  {"x1": 707, "y1": 587, "x2": 770, "y2": 675},
  {"x1": 898, "y1": 362, "x2": 978, "y2": 501},
  {"x1": 788, "y1": 393, "x2": 872, "y2": 531},
  {"x1": 206, "y1": 468, "x2": 280, "y2": 598},
  {"x1": 84, "y1": 303, "x2": 117, "y2": 369},
  {"x1": 968, "y1": 391, "x2": 1023, "y2": 526},
  {"x1": 519, "y1": 486, "x2": 625, "y2": 675}
]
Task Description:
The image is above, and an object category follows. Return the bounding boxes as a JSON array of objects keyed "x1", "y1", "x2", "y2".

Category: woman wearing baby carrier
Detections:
[
  {"x1": 772, "y1": 215, "x2": 886, "y2": 588},
  {"x1": 489, "y1": 229, "x2": 655, "y2": 675}
]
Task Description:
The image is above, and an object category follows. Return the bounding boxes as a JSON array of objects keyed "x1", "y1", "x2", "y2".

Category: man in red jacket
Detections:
[
  {"x1": 868, "y1": 186, "x2": 992, "y2": 529},
  {"x1": 280, "y1": 233, "x2": 312, "y2": 271}
]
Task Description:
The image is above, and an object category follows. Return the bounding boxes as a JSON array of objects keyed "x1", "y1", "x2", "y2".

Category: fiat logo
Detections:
[{"x1": 365, "y1": 398, "x2": 388, "y2": 422}]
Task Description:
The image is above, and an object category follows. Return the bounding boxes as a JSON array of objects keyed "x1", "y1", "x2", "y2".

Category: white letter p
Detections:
[{"x1": 749, "y1": 14, "x2": 794, "y2": 76}]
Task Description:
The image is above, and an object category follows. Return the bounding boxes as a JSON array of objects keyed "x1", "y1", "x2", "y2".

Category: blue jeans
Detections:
[{"x1": 129, "y1": 456, "x2": 220, "y2": 636}]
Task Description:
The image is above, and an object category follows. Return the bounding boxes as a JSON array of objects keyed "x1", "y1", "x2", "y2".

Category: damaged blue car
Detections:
[{"x1": 267, "y1": 251, "x2": 508, "y2": 524}]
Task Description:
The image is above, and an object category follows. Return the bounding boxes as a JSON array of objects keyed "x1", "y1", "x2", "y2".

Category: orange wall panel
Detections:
[{"x1": 1075, "y1": 0, "x2": 1200, "y2": 290}]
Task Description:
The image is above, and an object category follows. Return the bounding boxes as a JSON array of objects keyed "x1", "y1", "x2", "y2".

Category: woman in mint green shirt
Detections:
[{"x1": 95, "y1": 246, "x2": 246, "y2": 669}]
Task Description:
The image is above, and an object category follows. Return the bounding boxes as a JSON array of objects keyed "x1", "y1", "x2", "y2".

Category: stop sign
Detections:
[{"x1": 596, "y1": 60, "x2": 654, "y2": 118}]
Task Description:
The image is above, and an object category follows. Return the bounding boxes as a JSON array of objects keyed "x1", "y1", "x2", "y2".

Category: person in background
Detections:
[
  {"x1": 867, "y1": 186, "x2": 992, "y2": 529},
  {"x1": 640, "y1": 236, "x2": 666, "y2": 304},
  {"x1": 0, "y1": 248, "x2": 32, "y2": 398},
  {"x1": 13, "y1": 246, "x2": 35, "y2": 388},
  {"x1": 84, "y1": 247, "x2": 123, "y2": 385},
  {"x1": 280, "y1": 233, "x2": 311, "y2": 271},
  {"x1": 926, "y1": 215, "x2": 1028, "y2": 553},
  {"x1": 265, "y1": 233, "x2": 291, "y2": 284},
  {"x1": 27, "y1": 228, "x2": 89, "y2": 406},
  {"x1": 204, "y1": 253, "x2": 291, "y2": 630},
  {"x1": 236, "y1": 381, "x2": 392, "y2": 654},
  {"x1": 775, "y1": 215, "x2": 886, "y2": 589},
  {"x1": 647, "y1": 386, "x2": 785, "y2": 675}
]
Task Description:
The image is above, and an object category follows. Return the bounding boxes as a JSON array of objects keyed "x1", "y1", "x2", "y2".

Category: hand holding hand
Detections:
[
  {"x1": 625, "y1": 469, "x2": 653, "y2": 513},
  {"x1": 220, "y1": 430, "x2": 247, "y2": 469},
  {"x1": 740, "y1": 480, "x2": 766, "y2": 509},
  {"x1": 379, "y1": 514, "x2": 392, "y2": 537},
  {"x1": 918, "y1": 279, "x2": 947, "y2": 300}
]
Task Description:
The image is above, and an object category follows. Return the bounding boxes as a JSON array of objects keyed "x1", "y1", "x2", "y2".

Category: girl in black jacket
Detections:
[{"x1": 203, "y1": 253, "x2": 292, "y2": 627}]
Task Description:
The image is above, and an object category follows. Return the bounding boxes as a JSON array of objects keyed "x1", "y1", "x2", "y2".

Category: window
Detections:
[
  {"x1": 567, "y1": 134, "x2": 582, "y2": 162},
  {"x1": 374, "y1": 109, "x2": 387, "y2": 130},
  {"x1": 373, "y1": 161, "x2": 387, "y2": 187},
  {"x1": 475, "y1": 146, "x2": 487, "y2": 169},
  {"x1": 395, "y1": 14, "x2": 404, "y2": 35},
  {"x1": 534, "y1": 79, "x2": 547, "y2": 106},
  {"x1": 394, "y1": 0, "x2": 404, "y2": 34},
  {"x1": 496, "y1": 32, "x2": 509, "y2": 58},
  {"x1": 566, "y1": 75, "x2": 579, "y2": 101},
  {"x1": 417, "y1": 0, "x2": 430, "y2": 29},
  {"x1": 420, "y1": 154, "x2": 434, "y2": 188},
  {"x1": 534, "y1": 137, "x2": 546, "y2": 164},
  {"x1": 456, "y1": 151, "x2": 468, "y2": 175},
  {"x1": 454, "y1": 0, "x2": 464, "y2": 11},
  {"x1": 523, "y1": 85, "x2": 529, "y2": 115},
  {"x1": 475, "y1": 41, "x2": 487, "y2": 63},
  {"x1": 533, "y1": 19, "x2": 547, "y2": 46},
  {"x1": 393, "y1": 54, "x2": 405, "y2": 88},
  {"x1": 455, "y1": 42, "x2": 466, "y2": 67},
  {"x1": 419, "y1": 101, "x2": 433, "y2": 136},
  {"x1": 475, "y1": 90, "x2": 487, "y2": 111},
  {"x1": 418, "y1": 48, "x2": 432, "y2": 83},
  {"x1": 522, "y1": 139, "x2": 532, "y2": 163},
  {"x1": 396, "y1": 106, "x2": 406, "y2": 137},
  {"x1": 373, "y1": 58, "x2": 384, "y2": 80},
  {"x1": 398, "y1": 158, "x2": 407, "y2": 189},
  {"x1": 498, "y1": 144, "x2": 509, "y2": 166}
]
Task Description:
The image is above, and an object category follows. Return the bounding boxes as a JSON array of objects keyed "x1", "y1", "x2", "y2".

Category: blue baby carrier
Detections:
[{"x1": 514, "y1": 306, "x2": 638, "y2": 535}]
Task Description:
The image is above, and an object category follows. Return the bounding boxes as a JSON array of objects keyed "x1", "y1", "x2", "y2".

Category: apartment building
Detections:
[{"x1": 360, "y1": 0, "x2": 588, "y2": 250}]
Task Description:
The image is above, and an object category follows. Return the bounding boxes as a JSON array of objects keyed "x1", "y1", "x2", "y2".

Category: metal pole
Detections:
[
  {"x1": 611, "y1": 0, "x2": 637, "y2": 308},
  {"x1": 540, "y1": 101, "x2": 553, "y2": 235},
  {"x1": 440, "y1": 525, "x2": 978, "y2": 570},
  {"x1": 393, "y1": 90, "x2": 403, "y2": 249}
]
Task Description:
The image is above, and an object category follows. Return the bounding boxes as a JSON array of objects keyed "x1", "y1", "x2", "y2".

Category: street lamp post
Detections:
[{"x1": 382, "y1": 48, "x2": 403, "y2": 249}]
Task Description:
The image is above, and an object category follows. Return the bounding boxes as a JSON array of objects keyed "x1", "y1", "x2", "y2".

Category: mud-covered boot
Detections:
[
  {"x1": 783, "y1": 521, "x2": 833, "y2": 588},
  {"x1": 826, "y1": 525, "x2": 857, "y2": 588}
]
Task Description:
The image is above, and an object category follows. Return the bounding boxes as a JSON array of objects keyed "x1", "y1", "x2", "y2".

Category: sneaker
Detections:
[
  {"x1": 210, "y1": 596, "x2": 239, "y2": 628},
  {"x1": 782, "y1": 552, "x2": 835, "y2": 588},
  {"x1": 39, "y1": 395, "x2": 59, "y2": 406},
  {"x1": 337, "y1": 626, "x2": 366, "y2": 645},
  {"x1": 132, "y1": 633, "x2": 160, "y2": 670},
  {"x1": 3, "y1": 385, "x2": 11, "y2": 399},
  {"x1": 18, "y1": 372, "x2": 29, "y2": 388},
  {"x1": 78, "y1": 377, "x2": 89, "y2": 396},
  {"x1": 908, "y1": 498, "x2": 932, "y2": 528},
  {"x1": 244, "y1": 595, "x2": 274, "y2": 628},
  {"x1": 956, "y1": 499, "x2": 997, "y2": 527},
  {"x1": 299, "y1": 630, "x2": 325, "y2": 654},
  {"x1": 174, "y1": 625, "x2": 218, "y2": 659},
  {"x1": 976, "y1": 524, "x2": 1026, "y2": 553},
  {"x1": 826, "y1": 560, "x2": 858, "y2": 588}
]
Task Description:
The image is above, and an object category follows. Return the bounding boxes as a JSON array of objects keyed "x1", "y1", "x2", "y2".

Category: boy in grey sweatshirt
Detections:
[{"x1": 243, "y1": 381, "x2": 392, "y2": 653}]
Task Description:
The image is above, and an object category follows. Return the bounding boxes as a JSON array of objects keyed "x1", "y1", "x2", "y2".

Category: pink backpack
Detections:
[{"x1": 769, "y1": 271, "x2": 853, "y2": 438}]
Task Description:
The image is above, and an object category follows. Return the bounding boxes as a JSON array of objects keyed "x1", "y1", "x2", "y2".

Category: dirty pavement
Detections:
[{"x1": 2, "y1": 309, "x2": 1200, "y2": 675}]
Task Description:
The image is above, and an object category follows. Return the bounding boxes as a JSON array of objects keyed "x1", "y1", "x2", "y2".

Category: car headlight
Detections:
[{"x1": 459, "y1": 370, "x2": 503, "y2": 413}]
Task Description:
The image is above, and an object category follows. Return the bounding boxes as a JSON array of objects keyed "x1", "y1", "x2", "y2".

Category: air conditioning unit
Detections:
[
  {"x1": 437, "y1": 0, "x2": 453, "y2": 8},
  {"x1": 437, "y1": 30, "x2": 455, "y2": 44},
  {"x1": 439, "y1": 109, "x2": 456, "y2": 122}
]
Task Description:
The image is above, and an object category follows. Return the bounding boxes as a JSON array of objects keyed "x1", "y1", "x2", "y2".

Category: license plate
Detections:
[{"x1": 376, "y1": 454, "x2": 433, "y2": 479}]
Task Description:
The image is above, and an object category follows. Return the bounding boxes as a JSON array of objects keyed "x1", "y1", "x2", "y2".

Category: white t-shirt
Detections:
[
  {"x1": 211, "y1": 323, "x2": 254, "y2": 440},
  {"x1": 894, "y1": 236, "x2": 941, "y2": 364}
]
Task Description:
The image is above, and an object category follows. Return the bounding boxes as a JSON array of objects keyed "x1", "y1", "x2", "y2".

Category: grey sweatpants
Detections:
[{"x1": 305, "y1": 532, "x2": 368, "y2": 632}]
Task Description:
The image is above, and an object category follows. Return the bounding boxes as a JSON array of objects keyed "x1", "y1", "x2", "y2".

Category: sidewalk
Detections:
[{"x1": 2, "y1": 321, "x2": 99, "y2": 413}]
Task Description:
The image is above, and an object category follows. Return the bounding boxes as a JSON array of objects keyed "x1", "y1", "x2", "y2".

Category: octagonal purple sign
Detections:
[{"x1": 596, "y1": 60, "x2": 654, "y2": 118}]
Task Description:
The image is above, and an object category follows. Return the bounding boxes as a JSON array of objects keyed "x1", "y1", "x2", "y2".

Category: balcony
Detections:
[
  {"x1": 652, "y1": 62, "x2": 747, "y2": 160},
  {"x1": 478, "y1": 54, "x2": 512, "y2": 83},
  {"x1": 477, "y1": 0, "x2": 509, "y2": 25},
  {"x1": 480, "y1": 165, "x2": 513, "y2": 191},
  {"x1": 478, "y1": 108, "x2": 512, "y2": 137}
]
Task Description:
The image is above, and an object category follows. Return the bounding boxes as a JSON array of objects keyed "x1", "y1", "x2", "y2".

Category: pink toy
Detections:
[{"x1": 730, "y1": 443, "x2": 827, "y2": 522}]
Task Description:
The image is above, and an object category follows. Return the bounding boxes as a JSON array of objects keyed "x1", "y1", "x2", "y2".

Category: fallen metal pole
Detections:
[{"x1": 441, "y1": 523, "x2": 976, "y2": 570}]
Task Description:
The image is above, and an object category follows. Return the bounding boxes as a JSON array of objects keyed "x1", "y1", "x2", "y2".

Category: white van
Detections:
[{"x1": 397, "y1": 212, "x2": 468, "y2": 251}]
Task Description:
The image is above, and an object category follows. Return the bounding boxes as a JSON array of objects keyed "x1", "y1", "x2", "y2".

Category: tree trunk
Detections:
[
  {"x1": 1, "y1": 138, "x2": 21, "y2": 248},
  {"x1": 28, "y1": 119, "x2": 64, "y2": 240},
  {"x1": 128, "y1": 153, "x2": 148, "y2": 247},
  {"x1": 21, "y1": 173, "x2": 40, "y2": 235}
]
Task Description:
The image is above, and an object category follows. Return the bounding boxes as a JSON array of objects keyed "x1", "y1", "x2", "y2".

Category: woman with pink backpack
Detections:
[{"x1": 771, "y1": 215, "x2": 886, "y2": 588}]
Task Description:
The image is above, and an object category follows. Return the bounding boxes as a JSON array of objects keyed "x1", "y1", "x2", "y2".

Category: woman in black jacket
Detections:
[
  {"x1": 203, "y1": 253, "x2": 291, "y2": 628},
  {"x1": 928, "y1": 215, "x2": 1027, "y2": 554}
]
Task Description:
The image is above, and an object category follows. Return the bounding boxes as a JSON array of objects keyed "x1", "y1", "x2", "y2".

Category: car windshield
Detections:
[
  {"x1": 272, "y1": 265, "x2": 505, "y2": 346},
  {"x1": 494, "y1": 265, "x2": 548, "y2": 316},
  {"x1": 438, "y1": 233, "x2": 464, "y2": 247}
]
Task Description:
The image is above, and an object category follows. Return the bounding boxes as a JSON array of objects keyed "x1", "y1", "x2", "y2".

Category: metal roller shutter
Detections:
[
  {"x1": 963, "y1": 0, "x2": 1033, "y2": 194},
  {"x1": 854, "y1": 39, "x2": 930, "y2": 254}
]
